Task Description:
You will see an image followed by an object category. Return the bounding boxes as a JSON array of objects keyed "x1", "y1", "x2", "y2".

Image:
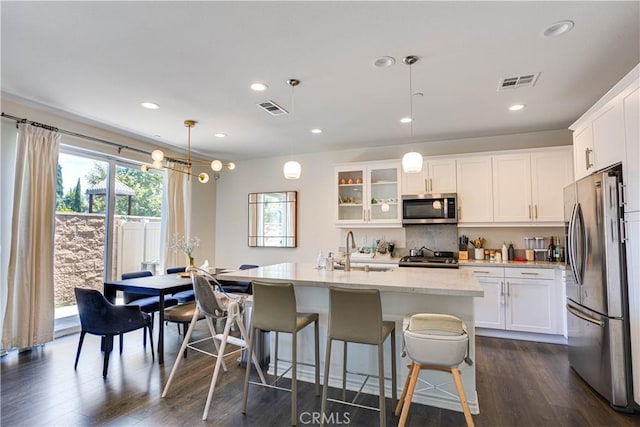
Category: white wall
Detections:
[{"x1": 214, "y1": 130, "x2": 572, "y2": 268}]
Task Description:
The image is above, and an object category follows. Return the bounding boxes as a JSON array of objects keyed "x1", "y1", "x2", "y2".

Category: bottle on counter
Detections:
[
  {"x1": 501, "y1": 242, "x2": 508, "y2": 262},
  {"x1": 326, "y1": 252, "x2": 335, "y2": 271},
  {"x1": 317, "y1": 251, "x2": 326, "y2": 269},
  {"x1": 547, "y1": 236, "x2": 556, "y2": 262},
  {"x1": 555, "y1": 236, "x2": 564, "y2": 262},
  {"x1": 508, "y1": 243, "x2": 515, "y2": 261}
]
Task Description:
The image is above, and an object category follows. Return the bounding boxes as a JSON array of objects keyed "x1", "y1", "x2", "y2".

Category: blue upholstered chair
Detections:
[
  {"x1": 219, "y1": 264, "x2": 258, "y2": 294},
  {"x1": 121, "y1": 271, "x2": 179, "y2": 348},
  {"x1": 167, "y1": 267, "x2": 195, "y2": 303},
  {"x1": 74, "y1": 287, "x2": 153, "y2": 378}
]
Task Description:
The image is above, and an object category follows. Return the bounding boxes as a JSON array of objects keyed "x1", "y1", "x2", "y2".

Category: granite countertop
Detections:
[
  {"x1": 458, "y1": 259, "x2": 569, "y2": 270},
  {"x1": 218, "y1": 262, "x2": 483, "y2": 297}
]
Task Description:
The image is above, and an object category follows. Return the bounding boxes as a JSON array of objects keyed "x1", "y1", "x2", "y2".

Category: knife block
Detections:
[{"x1": 458, "y1": 250, "x2": 468, "y2": 260}]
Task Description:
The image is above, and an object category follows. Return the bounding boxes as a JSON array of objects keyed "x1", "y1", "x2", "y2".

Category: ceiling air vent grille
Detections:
[
  {"x1": 257, "y1": 100, "x2": 289, "y2": 116},
  {"x1": 497, "y1": 73, "x2": 540, "y2": 91}
]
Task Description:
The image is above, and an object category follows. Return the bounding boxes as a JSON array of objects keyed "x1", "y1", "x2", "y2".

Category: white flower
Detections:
[{"x1": 172, "y1": 234, "x2": 200, "y2": 258}]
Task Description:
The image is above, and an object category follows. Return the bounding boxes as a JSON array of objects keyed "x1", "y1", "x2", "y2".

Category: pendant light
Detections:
[
  {"x1": 401, "y1": 56, "x2": 423, "y2": 174},
  {"x1": 142, "y1": 120, "x2": 235, "y2": 183},
  {"x1": 283, "y1": 78, "x2": 302, "y2": 180}
]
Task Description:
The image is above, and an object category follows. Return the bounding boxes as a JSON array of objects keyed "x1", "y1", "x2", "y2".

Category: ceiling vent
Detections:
[
  {"x1": 257, "y1": 100, "x2": 289, "y2": 116},
  {"x1": 497, "y1": 73, "x2": 540, "y2": 91}
]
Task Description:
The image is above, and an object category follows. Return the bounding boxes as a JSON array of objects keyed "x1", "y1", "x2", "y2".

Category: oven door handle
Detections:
[{"x1": 567, "y1": 304, "x2": 604, "y2": 327}]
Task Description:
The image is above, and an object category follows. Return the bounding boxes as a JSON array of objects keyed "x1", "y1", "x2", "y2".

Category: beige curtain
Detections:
[
  {"x1": 2, "y1": 124, "x2": 60, "y2": 351},
  {"x1": 161, "y1": 162, "x2": 191, "y2": 272}
]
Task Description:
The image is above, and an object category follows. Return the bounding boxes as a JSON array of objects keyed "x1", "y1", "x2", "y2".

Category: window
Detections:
[{"x1": 54, "y1": 150, "x2": 164, "y2": 321}]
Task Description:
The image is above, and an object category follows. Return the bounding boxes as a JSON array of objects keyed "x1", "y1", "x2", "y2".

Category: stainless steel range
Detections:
[{"x1": 399, "y1": 253, "x2": 458, "y2": 269}]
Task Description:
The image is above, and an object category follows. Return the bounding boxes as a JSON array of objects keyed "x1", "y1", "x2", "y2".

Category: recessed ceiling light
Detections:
[
  {"x1": 373, "y1": 56, "x2": 396, "y2": 68},
  {"x1": 141, "y1": 102, "x2": 160, "y2": 110},
  {"x1": 214, "y1": 133, "x2": 226, "y2": 138},
  {"x1": 543, "y1": 20, "x2": 574, "y2": 37},
  {"x1": 400, "y1": 117, "x2": 413, "y2": 123},
  {"x1": 509, "y1": 104, "x2": 526, "y2": 111},
  {"x1": 311, "y1": 128, "x2": 323, "y2": 134},
  {"x1": 250, "y1": 82, "x2": 268, "y2": 91}
]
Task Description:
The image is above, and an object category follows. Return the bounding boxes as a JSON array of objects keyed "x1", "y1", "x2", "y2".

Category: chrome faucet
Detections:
[{"x1": 345, "y1": 231, "x2": 356, "y2": 271}]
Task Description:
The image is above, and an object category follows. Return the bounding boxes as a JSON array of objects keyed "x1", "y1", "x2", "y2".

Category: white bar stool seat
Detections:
[{"x1": 396, "y1": 313, "x2": 474, "y2": 427}]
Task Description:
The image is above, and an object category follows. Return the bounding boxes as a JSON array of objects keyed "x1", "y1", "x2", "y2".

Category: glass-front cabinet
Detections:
[{"x1": 335, "y1": 161, "x2": 401, "y2": 228}]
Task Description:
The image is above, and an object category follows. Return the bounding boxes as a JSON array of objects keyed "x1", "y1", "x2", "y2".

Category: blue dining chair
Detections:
[
  {"x1": 167, "y1": 267, "x2": 195, "y2": 303},
  {"x1": 74, "y1": 287, "x2": 153, "y2": 378},
  {"x1": 218, "y1": 264, "x2": 258, "y2": 294},
  {"x1": 121, "y1": 271, "x2": 179, "y2": 348}
]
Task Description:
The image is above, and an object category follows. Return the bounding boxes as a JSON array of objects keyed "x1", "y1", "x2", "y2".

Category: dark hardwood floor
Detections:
[{"x1": 1, "y1": 322, "x2": 638, "y2": 426}]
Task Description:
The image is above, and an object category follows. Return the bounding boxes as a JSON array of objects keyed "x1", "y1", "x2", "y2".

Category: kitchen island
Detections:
[{"x1": 219, "y1": 262, "x2": 483, "y2": 414}]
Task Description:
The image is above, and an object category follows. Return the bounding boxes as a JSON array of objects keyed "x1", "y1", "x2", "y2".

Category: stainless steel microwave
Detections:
[{"x1": 402, "y1": 193, "x2": 457, "y2": 224}]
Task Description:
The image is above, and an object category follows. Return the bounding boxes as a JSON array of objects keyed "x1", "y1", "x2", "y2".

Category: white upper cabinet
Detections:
[
  {"x1": 592, "y1": 96, "x2": 626, "y2": 170},
  {"x1": 335, "y1": 161, "x2": 401, "y2": 228},
  {"x1": 571, "y1": 64, "x2": 639, "y2": 182},
  {"x1": 456, "y1": 156, "x2": 493, "y2": 223},
  {"x1": 530, "y1": 148, "x2": 574, "y2": 222},
  {"x1": 492, "y1": 153, "x2": 532, "y2": 222},
  {"x1": 401, "y1": 157, "x2": 456, "y2": 195},
  {"x1": 573, "y1": 124, "x2": 595, "y2": 180}
]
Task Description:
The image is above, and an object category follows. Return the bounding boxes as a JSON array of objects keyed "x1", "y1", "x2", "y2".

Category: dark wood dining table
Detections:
[{"x1": 103, "y1": 274, "x2": 193, "y2": 364}]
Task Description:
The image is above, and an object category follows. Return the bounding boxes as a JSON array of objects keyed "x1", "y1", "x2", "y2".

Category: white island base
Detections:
[{"x1": 219, "y1": 263, "x2": 483, "y2": 415}]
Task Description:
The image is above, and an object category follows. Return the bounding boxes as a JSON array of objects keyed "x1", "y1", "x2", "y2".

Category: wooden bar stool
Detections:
[
  {"x1": 320, "y1": 287, "x2": 397, "y2": 427},
  {"x1": 242, "y1": 280, "x2": 320, "y2": 426},
  {"x1": 395, "y1": 313, "x2": 474, "y2": 427}
]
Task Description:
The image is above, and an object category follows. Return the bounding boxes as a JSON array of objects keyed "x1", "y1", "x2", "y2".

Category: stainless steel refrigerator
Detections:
[{"x1": 564, "y1": 164, "x2": 635, "y2": 410}]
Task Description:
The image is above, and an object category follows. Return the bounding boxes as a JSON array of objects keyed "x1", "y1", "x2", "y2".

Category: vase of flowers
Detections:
[{"x1": 172, "y1": 234, "x2": 200, "y2": 271}]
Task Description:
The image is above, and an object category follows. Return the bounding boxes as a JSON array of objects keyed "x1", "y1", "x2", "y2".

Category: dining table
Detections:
[{"x1": 103, "y1": 273, "x2": 193, "y2": 364}]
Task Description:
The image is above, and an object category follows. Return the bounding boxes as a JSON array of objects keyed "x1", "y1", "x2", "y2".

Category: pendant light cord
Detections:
[{"x1": 409, "y1": 60, "x2": 414, "y2": 138}]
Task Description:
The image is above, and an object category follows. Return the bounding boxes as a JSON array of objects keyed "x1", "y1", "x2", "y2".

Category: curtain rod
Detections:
[{"x1": 1, "y1": 112, "x2": 151, "y2": 156}]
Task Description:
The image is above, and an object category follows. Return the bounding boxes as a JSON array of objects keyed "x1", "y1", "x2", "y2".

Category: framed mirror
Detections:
[{"x1": 248, "y1": 191, "x2": 297, "y2": 248}]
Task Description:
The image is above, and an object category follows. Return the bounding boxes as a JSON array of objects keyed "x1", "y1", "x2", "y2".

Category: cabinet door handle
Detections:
[
  {"x1": 507, "y1": 281, "x2": 510, "y2": 296},
  {"x1": 473, "y1": 270, "x2": 491, "y2": 274},
  {"x1": 500, "y1": 281, "x2": 505, "y2": 305},
  {"x1": 535, "y1": 205, "x2": 538, "y2": 219},
  {"x1": 458, "y1": 206, "x2": 461, "y2": 220},
  {"x1": 429, "y1": 178, "x2": 433, "y2": 192},
  {"x1": 529, "y1": 205, "x2": 532, "y2": 219},
  {"x1": 363, "y1": 209, "x2": 366, "y2": 221},
  {"x1": 520, "y1": 272, "x2": 539, "y2": 276},
  {"x1": 424, "y1": 179, "x2": 428, "y2": 192},
  {"x1": 585, "y1": 148, "x2": 593, "y2": 169}
]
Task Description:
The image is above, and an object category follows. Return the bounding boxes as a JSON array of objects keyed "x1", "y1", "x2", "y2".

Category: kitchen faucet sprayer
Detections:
[{"x1": 345, "y1": 231, "x2": 356, "y2": 272}]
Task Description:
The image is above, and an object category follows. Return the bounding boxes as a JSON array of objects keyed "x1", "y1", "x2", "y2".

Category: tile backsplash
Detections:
[{"x1": 404, "y1": 224, "x2": 459, "y2": 255}]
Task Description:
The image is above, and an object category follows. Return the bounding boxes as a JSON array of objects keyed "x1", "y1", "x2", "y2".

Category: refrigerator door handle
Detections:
[
  {"x1": 567, "y1": 304, "x2": 604, "y2": 327},
  {"x1": 576, "y1": 202, "x2": 587, "y2": 285},
  {"x1": 568, "y1": 203, "x2": 581, "y2": 284}
]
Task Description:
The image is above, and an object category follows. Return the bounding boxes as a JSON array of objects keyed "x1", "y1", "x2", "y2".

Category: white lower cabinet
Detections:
[
  {"x1": 467, "y1": 267, "x2": 505, "y2": 329},
  {"x1": 465, "y1": 266, "x2": 562, "y2": 335},
  {"x1": 505, "y1": 268, "x2": 559, "y2": 334}
]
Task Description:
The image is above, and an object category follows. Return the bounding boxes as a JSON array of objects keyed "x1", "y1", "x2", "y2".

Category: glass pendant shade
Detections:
[
  {"x1": 402, "y1": 152, "x2": 423, "y2": 173},
  {"x1": 210, "y1": 159, "x2": 223, "y2": 172},
  {"x1": 283, "y1": 160, "x2": 301, "y2": 179},
  {"x1": 151, "y1": 149, "x2": 164, "y2": 161}
]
